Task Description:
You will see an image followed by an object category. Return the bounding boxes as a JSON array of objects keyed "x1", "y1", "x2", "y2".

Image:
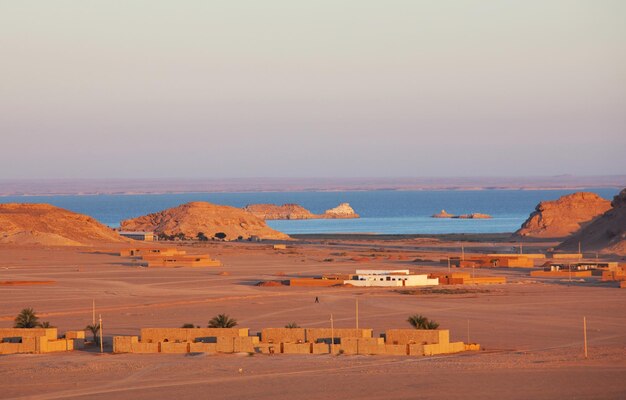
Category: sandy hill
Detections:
[
  {"x1": 120, "y1": 202, "x2": 290, "y2": 241},
  {"x1": 0, "y1": 203, "x2": 126, "y2": 246},
  {"x1": 558, "y1": 188, "x2": 626, "y2": 255},
  {"x1": 243, "y1": 202, "x2": 359, "y2": 220},
  {"x1": 514, "y1": 192, "x2": 611, "y2": 239}
]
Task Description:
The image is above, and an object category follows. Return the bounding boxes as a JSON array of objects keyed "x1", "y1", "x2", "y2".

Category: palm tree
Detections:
[
  {"x1": 86, "y1": 323, "x2": 101, "y2": 344},
  {"x1": 40, "y1": 321, "x2": 54, "y2": 328},
  {"x1": 181, "y1": 323, "x2": 195, "y2": 328},
  {"x1": 407, "y1": 314, "x2": 439, "y2": 330},
  {"x1": 14, "y1": 308, "x2": 39, "y2": 328},
  {"x1": 285, "y1": 322, "x2": 300, "y2": 329},
  {"x1": 208, "y1": 314, "x2": 237, "y2": 328},
  {"x1": 423, "y1": 319, "x2": 440, "y2": 329}
]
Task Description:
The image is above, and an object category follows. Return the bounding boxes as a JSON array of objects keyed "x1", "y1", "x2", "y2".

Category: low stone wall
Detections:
[
  {"x1": 139, "y1": 328, "x2": 249, "y2": 343},
  {"x1": 161, "y1": 342, "x2": 190, "y2": 353},
  {"x1": 305, "y1": 328, "x2": 372, "y2": 343},
  {"x1": 289, "y1": 278, "x2": 343, "y2": 287},
  {"x1": 530, "y1": 270, "x2": 592, "y2": 278},
  {"x1": 423, "y1": 341, "x2": 466, "y2": 356},
  {"x1": 261, "y1": 328, "x2": 305, "y2": 344},
  {"x1": 0, "y1": 328, "x2": 58, "y2": 341},
  {"x1": 385, "y1": 329, "x2": 449, "y2": 345},
  {"x1": 283, "y1": 343, "x2": 312, "y2": 354}
]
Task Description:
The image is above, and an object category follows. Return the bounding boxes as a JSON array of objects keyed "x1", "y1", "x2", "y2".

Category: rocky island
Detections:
[
  {"x1": 431, "y1": 210, "x2": 491, "y2": 219},
  {"x1": 243, "y1": 202, "x2": 359, "y2": 220}
]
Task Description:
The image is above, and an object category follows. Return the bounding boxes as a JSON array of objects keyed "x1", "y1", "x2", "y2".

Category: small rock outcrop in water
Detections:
[
  {"x1": 432, "y1": 210, "x2": 454, "y2": 218},
  {"x1": 0, "y1": 203, "x2": 126, "y2": 246},
  {"x1": 455, "y1": 213, "x2": 492, "y2": 219},
  {"x1": 557, "y1": 188, "x2": 626, "y2": 255},
  {"x1": 431, "y1": 210, "x2": 491, "y2": 219},
  {"x1": 322, "y1": 203, "x2": 359, "y2": 219},
  {"x1": 121, "y1": 201, "x2": 290, "y2": 241},
  {"x1": 515, "y1": 192, "x2": 611, "y2": 239},
  {"x1": 243, "y1": 202, "x2": 359, "y2": 220}
]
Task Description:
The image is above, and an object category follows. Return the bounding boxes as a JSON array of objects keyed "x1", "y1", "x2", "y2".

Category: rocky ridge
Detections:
[
  {"x1": 515, "y1": 192, "x2": 611, "y2": 238},
  {"x1": 243, "y1": 204, "x2": 316, "y2": 220},
  {"x1": 557, "y1": 188, "x2": 626, "y2": 255},
  {"x1": 243, "y1": 202, "x2": 359, "y2": 220}
]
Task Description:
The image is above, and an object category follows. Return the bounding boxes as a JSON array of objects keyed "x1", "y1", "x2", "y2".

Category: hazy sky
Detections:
[{"x1": 1, "y1": 1, "x2": 625, "y2": 179}]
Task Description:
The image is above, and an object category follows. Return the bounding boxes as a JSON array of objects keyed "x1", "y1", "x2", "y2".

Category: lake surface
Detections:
[{"x1": 0, "y1": 189, "x2": 618, "y2": 235}]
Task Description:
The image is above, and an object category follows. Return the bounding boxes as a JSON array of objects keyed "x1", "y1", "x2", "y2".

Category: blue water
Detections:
[{"x1": 0, "y1": 189, "x2": 618, "y2": 235}]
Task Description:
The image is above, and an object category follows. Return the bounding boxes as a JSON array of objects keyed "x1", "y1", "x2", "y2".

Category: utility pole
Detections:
[
  {"x1": 330, "y1": 314, "x2": 335, "y2": 355},
  {"x1": 520, "y1": 241, "x2": 523, "y2": 255},
  {"x1": 583, "y1": 317, "x2": 588, "y2": 358},
  {"x1": 569, "y1": 264, "x2": 572, "y2": 282},
  {"x1": 355, "y1": 299, "x2": 359, "y2": 330},
  {"x1": 461, "y1": 244, "x2": 465, "y2": 261},
  {"x1": 98, "y1": 314, "x2": 103, "y2": 353},
  {"x1": 447, "y1": 257, "x2": 451, "y2": 273},
  {"x1": 578, "y1": 241, "x2": 582, "y2": 255}
]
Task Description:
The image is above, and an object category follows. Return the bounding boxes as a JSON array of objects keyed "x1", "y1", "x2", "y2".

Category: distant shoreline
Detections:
[{"x1": 0, "y1": 176, "x2": 623, "y2": 197}]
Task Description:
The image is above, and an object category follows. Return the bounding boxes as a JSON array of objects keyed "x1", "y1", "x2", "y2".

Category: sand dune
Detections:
[{"x1": 0, "y1": 203, "x2": 126, "y2": 246}]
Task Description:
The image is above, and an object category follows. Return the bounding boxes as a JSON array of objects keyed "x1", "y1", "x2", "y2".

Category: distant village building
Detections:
[
  {"x1": 119, "y1": 231, "x2": 155, "y2": 241},
  {"x1": 345, "y1": 270, "x2": 439, "y2": 287}
]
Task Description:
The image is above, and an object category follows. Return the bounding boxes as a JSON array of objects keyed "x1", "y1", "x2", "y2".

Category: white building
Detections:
[{"x1": 345, "y1": 269, "x2": 439, "y2": 287}]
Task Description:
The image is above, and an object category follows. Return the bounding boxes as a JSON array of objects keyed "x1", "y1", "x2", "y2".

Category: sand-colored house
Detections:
[
  {"x1": 113, "y1": 326, "x2": 477, "y2": 357},
  {"x1": 429, "y1": 272, "x2": 506, "y2": 285},
  {"x1": 0, "y1": 328, "x2": 85, "y2": 354},
  {"x1": 119, "y1": 247, "x2": 185, "y2": 257},
  {"x1": 144, "y1": 254, "x2": 221, "y2": 268}
]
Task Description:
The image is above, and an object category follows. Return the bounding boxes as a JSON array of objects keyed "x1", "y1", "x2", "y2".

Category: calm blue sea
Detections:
[{"x1": 0, "y1": 189, "x2": 618, "y2": 235}]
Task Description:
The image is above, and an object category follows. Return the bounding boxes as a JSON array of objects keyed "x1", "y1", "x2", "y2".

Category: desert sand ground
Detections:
[{"x1": 1, "y1": 235, "x2": 625, "y2": 399}]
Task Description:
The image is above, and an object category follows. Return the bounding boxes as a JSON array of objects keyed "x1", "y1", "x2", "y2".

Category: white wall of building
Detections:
[{"x1": 345, "y1": 273, "x2": 438, "y2": 287}]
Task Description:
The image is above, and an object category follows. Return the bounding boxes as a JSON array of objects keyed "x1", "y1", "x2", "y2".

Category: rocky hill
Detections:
[
  {"x1": 0, "y1": 203, "x2": 126, "y2": 246},
  {"x1": 243, "y1": 202, "x2": 359, "y2": 220},
  {"x1": 558, "y1": 189, "x2": 626, "y2": 255},
  {"x1": 121, "y1": 202, "x2": 290, "y2": 241},
  {"x1": 514, "y1": 192, "x2": 611, "y2": 239}
]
